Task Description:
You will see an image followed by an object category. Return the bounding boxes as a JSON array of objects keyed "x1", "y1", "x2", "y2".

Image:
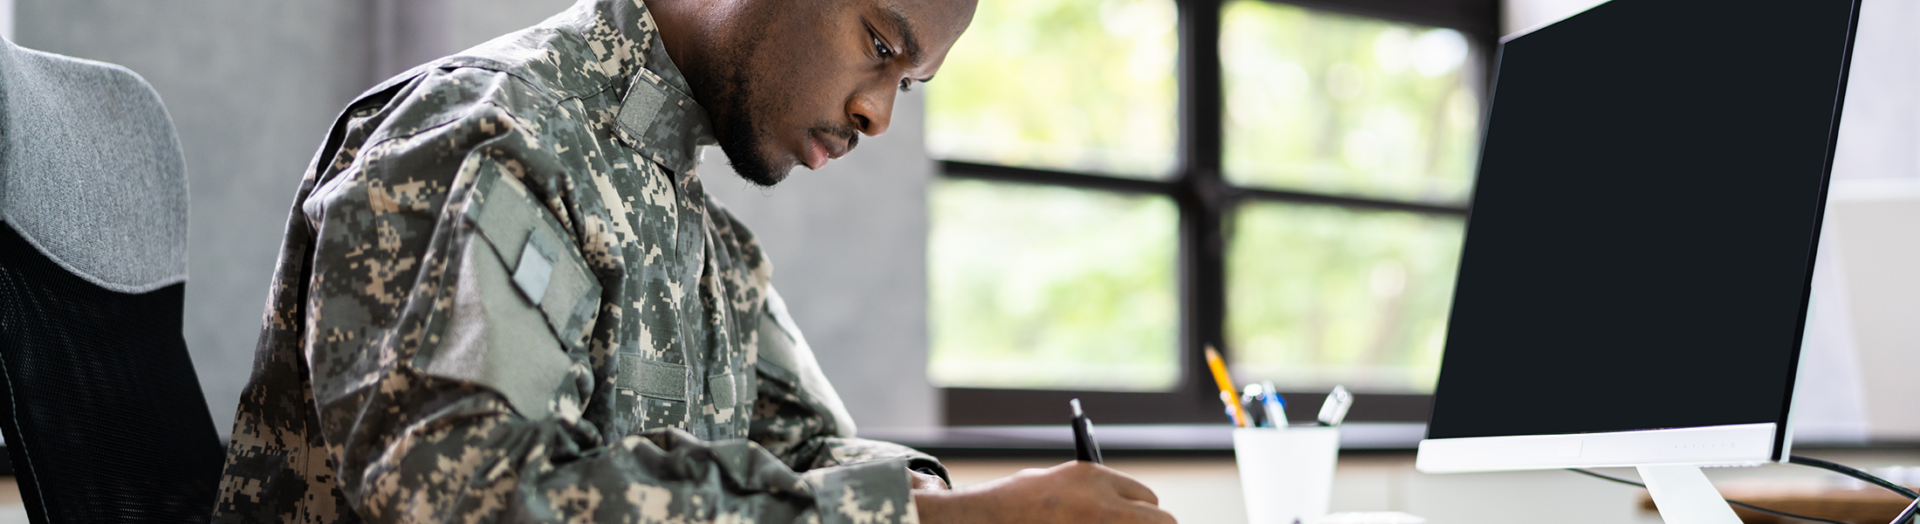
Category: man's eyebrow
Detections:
[{"x1": 880, "y1": 5, "x2": 925, "y2": 68}]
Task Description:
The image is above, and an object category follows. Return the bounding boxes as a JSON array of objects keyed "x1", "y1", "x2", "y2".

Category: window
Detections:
[{"x1": 928, "y1": 0, "x2": 1497, "y2": 425}]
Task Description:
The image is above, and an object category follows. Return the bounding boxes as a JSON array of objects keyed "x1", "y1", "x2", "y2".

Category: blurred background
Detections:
[{"x1": 2, "y1": 0, "x2": 1914, "y2": 443}]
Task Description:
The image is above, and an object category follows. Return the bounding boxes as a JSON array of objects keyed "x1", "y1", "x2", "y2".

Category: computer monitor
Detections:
[{"x1": 1416, "y1": 0, "x2": 1861, "y2": 521}]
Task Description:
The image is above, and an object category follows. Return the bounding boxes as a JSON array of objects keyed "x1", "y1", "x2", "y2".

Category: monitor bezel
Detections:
[{"x1": 1416, "y1": 423, "x2": 1779, "y2": 473}]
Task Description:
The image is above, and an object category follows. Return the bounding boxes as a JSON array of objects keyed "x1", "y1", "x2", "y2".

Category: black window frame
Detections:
[{"x1": 936, "y1": 0, "x2": 1501, "y2": 426}]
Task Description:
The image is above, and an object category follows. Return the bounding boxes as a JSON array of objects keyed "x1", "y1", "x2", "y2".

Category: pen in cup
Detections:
[
  {"x1": 1241, "y1": 382, "x2": 1290, "y2": 429},
  {"x1": 1261, "y1": 381, "x2": 1287, "y2": 428},
  {"x1": 1318, "y1": 385, "x2": 1352, "y2": 427},
  {"x1": 1241, "y1": 384, "x2": 1267, "y2": 428}
]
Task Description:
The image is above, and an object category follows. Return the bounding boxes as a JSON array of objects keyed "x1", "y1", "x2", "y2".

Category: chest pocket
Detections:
[
  {"x1": 616, "y1": 353, "x2": 688, "y2": 430},
  {"x1": 615, "y1": 350, "x2": 755, "y2": 436}
]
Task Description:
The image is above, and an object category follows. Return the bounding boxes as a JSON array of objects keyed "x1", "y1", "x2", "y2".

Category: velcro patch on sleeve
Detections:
[
  {"x1": 512, "y1": 240, "x2": 554, "y2": 303},
  {"x1": 468, "y1": 168, "x2": 602, "y2": 352}
]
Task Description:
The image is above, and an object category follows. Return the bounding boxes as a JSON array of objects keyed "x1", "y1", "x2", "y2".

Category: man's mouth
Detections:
[
  {"x1": 803, "y1": 133, "x2": 830, "y2": 170},
  {"x1": 802, "y1": 130, "x2": 855, "y2": 171}
]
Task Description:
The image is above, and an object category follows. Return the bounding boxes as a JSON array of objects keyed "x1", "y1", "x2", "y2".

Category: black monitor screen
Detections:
[{"x1": 1425, "y1": 0, "x2": 1860, "y2": 443}]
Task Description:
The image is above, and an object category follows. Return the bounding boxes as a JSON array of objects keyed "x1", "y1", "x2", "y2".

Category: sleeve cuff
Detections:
[
  {"x1": 802, "y1": 456, "x2": 921, "y2": 524},
  {"x1": 809, "y1": 437, "x2": 950, "y2": 487},
  {"x1": 908, "y1": 457, "x2": 951, "y2": 490}
]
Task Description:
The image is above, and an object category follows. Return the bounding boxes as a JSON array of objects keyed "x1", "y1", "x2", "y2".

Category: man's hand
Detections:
[{"x1": 912, "y1": 461, "x2": 1176, "y2": 524}]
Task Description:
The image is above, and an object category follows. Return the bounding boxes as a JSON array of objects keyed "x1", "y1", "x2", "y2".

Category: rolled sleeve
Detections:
[{"x1": 803, "y1": 456, "x2": 921, "y2": 524}]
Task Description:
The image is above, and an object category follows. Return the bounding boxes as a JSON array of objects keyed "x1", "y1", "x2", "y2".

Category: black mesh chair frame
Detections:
[{"x1": 0, "y1": 224, "x2": 224, "y2": 524}]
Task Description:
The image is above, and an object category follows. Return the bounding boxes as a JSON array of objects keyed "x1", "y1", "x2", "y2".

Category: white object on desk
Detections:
[
  {"x1": 1307, "y1": 512, "x2": 1426, "y2": 524},
  {"x1": 1638, "y1": 465, "x2": 1743, "y2": 524},
  {"x1": 1234, "y1": 426, "x2": 1340, "y2": 524}
]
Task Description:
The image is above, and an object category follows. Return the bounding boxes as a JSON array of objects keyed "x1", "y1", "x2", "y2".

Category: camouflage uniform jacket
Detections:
[{"x1": 211, "y1": 1, "x2": 943, "y2": 522}]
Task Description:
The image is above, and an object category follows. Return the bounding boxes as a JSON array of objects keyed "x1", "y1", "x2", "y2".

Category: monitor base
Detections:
[{"x1": 1640, "y1": 465, "x2": 1741, "y2": 524}]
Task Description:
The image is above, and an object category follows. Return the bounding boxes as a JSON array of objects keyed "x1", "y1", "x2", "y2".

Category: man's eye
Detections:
[{"x1": 873, "y1": 36, "x2": 894, "y2": 59}]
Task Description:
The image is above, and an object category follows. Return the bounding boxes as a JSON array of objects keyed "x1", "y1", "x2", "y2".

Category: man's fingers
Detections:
[
  {"x1": 1126, "y1": 500, "x2": 1179, "y2": 524},
  {"x1": 1101, "y1": 467, "x2": 1160, "y2": 506}
]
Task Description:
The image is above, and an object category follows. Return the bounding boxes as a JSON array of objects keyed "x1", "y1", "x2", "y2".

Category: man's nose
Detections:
[{"x1": 848, "y1": 83, "x2": 896, "y2": 137}]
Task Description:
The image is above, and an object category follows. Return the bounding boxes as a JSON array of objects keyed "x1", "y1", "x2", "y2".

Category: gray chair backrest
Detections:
[
  {"x1": 0, "y1": 36, "x2": 220, "y2": 524},
  {"x1": 0, "y1": 36, "x2": 187, "y2": 293}
]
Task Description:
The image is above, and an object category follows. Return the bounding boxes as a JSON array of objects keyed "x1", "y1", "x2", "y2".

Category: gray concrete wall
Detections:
[
  {"x1": 14, "y1": 0, "x2": 938, "y2": 433},
  {"x1": 446, "y1": 0, "x2": 576, "y2": 53}
]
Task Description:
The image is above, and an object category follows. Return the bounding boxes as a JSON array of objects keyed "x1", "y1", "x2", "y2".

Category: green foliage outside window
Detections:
[
  {"x1": 925, "y1": 0, "x2": 1179, "y2": 179},
  {"x1": 1223, "y1": 0, "x2": 1481, "y2": 204},
  {"x1": 1227, "y1": 203, "x2": 1464, "y2": 392},
  {"x1": 927, "y1": 180, "x2": 1180, "y2": 390}
]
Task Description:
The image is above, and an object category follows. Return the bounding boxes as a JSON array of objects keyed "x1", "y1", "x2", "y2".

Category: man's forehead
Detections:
[
  {"x1": 868, "y1": 0, "x2": 975, "y2": 77},
  {"x1": 873, "y1": 0, "x2": 975, "y2": 46}
]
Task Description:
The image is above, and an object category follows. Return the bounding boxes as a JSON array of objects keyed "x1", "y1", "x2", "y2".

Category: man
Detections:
[{"x1": 212, "y1": 0, "x2": 1177, "y2": 522}]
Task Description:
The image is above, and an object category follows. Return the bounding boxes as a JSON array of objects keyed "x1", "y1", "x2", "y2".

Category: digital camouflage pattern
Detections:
[{"x1": 212, "y1": 0, "x2": 944, "y2": 522}]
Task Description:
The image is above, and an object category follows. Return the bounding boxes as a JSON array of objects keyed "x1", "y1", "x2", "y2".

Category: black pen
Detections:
[{"x1": 1070, "y1": 398, "x2": 1103, "y2": 464}]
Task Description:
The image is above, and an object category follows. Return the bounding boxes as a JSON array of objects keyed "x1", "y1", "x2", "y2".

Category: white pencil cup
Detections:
[{"x1": 1233, "y1": 426, "x2": 1340, "y2": 524}]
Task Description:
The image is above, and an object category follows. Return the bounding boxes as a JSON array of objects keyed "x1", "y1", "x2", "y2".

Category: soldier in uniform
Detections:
[{"x1": 211, "y1": 0, "x2": 1177, "y2": 522}]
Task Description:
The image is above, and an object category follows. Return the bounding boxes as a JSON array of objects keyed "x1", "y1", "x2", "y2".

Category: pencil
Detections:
[{"x1": 1203, "y1": 346, "x2": 1247, "y2": 427}]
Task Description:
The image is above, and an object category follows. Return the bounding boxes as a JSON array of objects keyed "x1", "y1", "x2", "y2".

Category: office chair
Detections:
[{"x1": 0, "y1": 37, "x2": 223, "y2": 524}]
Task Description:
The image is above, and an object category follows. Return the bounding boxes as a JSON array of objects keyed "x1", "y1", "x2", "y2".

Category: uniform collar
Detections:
[{"x1": 569, "y1": 0, "x2": 716, "y2": 175}]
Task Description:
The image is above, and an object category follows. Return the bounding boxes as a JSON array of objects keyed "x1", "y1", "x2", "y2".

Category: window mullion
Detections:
[{"x1": 1176, "y1": 0, "x2": 1229, "y2": 406}]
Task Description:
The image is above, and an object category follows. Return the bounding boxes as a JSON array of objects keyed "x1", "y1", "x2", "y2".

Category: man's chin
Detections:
[
  {"x1": 754, "y1": 165, "x2": 794, "y2": 186},
  {"x1": 713, "y1": 140, "x2": 792, "y2": 188},
  {"x1": 731, "y1": 168, "x2": 787, "y2": 188}
]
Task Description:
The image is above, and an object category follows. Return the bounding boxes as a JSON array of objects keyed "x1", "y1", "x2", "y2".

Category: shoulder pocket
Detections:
[
  {"x1": 413, "y1": 163, "x2": 602, "y2": 420},
  {"x1": 467, "y1": 168, "x2": 601, "y2": 350}
]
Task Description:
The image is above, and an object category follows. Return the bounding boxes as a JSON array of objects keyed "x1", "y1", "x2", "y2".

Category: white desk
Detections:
[{"x1": 944, "y1": 448, "x2": 1920, "y2": 524}]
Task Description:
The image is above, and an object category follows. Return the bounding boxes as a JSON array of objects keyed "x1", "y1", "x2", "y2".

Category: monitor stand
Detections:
[{"x1": 1639, "y1": 465, "x2": 1742, "y2": 524}]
